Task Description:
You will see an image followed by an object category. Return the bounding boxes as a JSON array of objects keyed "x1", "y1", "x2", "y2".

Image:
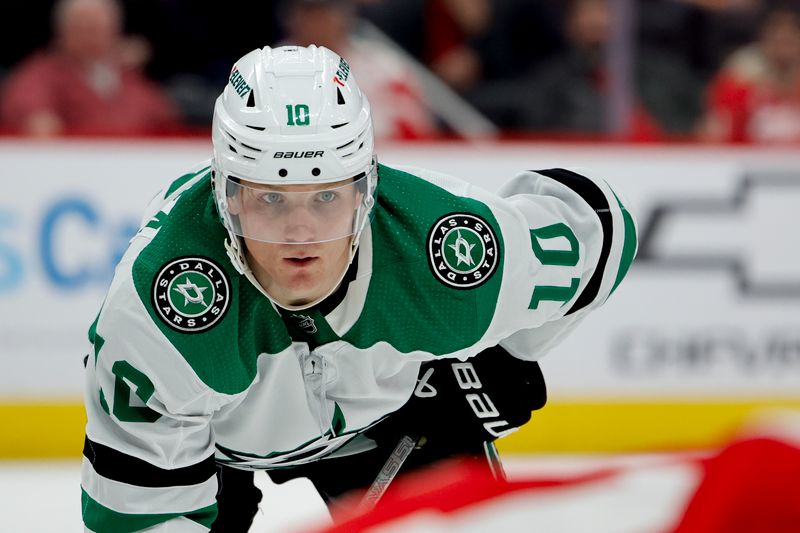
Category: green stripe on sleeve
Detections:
[
  {"x1": 610, "y1": 192, "x2": 638, "y2": 295},
  {"x1": 81, "y1": 489, "x2": 217, "y2": 532}
]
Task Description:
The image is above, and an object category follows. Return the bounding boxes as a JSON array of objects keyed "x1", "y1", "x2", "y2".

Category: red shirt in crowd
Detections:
[
  {"x1": 705, "y1": 46, "x2": 800, "y2": 143},
  {"x1": 1, "y1": 51, "x2": 180, "y2": 136}
]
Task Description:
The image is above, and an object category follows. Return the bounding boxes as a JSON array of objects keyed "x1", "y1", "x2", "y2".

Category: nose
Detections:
[{"x1": 281, "y1": 205, "x2": 317, "y2": 243}]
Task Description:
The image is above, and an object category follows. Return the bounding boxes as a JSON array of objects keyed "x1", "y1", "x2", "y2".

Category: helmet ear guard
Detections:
[{"x1": 225, "y1": 176, "x2": 239, "y2": 197}]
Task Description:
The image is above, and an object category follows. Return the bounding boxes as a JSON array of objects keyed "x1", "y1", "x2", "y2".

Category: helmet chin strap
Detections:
[{"x1": 225, "y1": 235, "x2": 359, "y2": 312}]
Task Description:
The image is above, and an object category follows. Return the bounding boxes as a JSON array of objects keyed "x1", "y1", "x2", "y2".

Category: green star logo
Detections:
[
  {"x1": 443, "y1": 228, "x2": 485, "y2": 272},
  {"x1": 169, "y1": 273, "x2": 212, "y2": 315}
]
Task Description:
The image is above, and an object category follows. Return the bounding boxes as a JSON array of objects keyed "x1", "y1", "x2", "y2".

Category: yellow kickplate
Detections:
[
  {"x1": 497, "y1": 398, "x2": 800, "y2": 453},
  {"x1": 2, "y1": 399, "x2": 800, "y2": 458},
  {"x1": 0, "y1": 402, "x2": 86, "y2": 458}
]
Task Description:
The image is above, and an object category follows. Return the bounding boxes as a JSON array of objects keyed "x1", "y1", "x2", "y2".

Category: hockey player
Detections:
[{"x1": 81, "y1": 45, "x2": 637, "y2": 532}]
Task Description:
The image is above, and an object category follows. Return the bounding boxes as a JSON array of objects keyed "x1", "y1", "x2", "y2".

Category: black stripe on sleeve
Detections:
[
  {"x1": 83, "y1": 436, "x2": 216, "y2": 488},
  {"x1": 534, "y1": 168, "x2": 612, "y2": 315}
]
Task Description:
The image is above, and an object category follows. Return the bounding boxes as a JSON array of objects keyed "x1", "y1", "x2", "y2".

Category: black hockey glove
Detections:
[{"x1": 371, "y1": 344, "x2": 547, "y2": 448}]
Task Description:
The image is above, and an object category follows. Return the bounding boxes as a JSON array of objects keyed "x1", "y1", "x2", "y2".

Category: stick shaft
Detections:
[{"x1": 358, "y1": 435, "x2": 416, "y2": 510}]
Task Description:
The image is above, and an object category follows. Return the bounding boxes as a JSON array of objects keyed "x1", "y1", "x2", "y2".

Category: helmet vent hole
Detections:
[
  {"x1": 336, "y1": 139, "x2": 355, "y2": 150},
  {"x1": 279, "y1": 169, "x2": 288, "y2": 177},
  {"x1": 246, "y1": 90, "x2": 256, "y2": 108},
  {"x1": 246, "y1": 125, "x2": 266, "y2": 131},
  {"x1": 331, "y1": 122, "x2": 349, "y2": 129},
  {"x1": 312, "y1": 168, "x2": 321, "y2": 176},
  {"x1": 240, "y1": 142, "x2": 262, "y2": 152},
  {"x1": 228, "y1": 145, "x2": 238, "y2": 154},
  {"x1": 337, "y1": 87, "x2": 346, "y2": 105}
]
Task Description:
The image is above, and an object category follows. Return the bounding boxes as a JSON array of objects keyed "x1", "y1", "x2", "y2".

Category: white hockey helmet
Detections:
[{"x1": 212, "y1": 45, "x2": 377, "y2": 270}]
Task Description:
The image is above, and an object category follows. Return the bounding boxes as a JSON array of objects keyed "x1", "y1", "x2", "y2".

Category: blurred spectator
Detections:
[
  {"x1": 117, "y1": 0, "x2": 282, "y2": 126},
  {"x1": 478, "y1": 0, "x2": 702, "y2": 138},
  {"x1": 425, "y1": 0, "x2": 566, "y2": 91},
  {"x1": 279, "y1": 0, "x2": 438, "y2": 140},
  {"x1": 639, "y1": 0, "x2": 764, "y2": 83},
  {"x1": 702, "y1": 4, "x2": 800, "y2": 143},
  {"x1": 356, "y1": 0, "x2": 427, "y2": 60},
  {"x1": 0, "y1": 0, "x2": 180, "y2": 137},
  {"x1": 361, "y1": 0, "x2": 564, "y2": 89},
  {"x1": 471, "y1": 0, "x2": 565, "y2": 83},
  {"x1": 423, "y1": 0, "x2": 490, "y2": 92}
]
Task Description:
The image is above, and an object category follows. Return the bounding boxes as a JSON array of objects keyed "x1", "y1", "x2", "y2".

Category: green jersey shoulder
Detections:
[
  {"x1": 106, "y1": 164, "x2": 291, "y2": 396},
  {"x1": 343, "y1": 164, "x2": 505, "y2": 355}
]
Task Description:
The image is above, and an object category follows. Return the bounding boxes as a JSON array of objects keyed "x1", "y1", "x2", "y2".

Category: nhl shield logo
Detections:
[
  {"x1": 152, "y1": 257, "x2": 231, "y2": 333},
  {"x1": 291, "y1": 314, "x2": 318, "y2": 334},
  {"x1": 427, "y1": 213, "x2": 499, "y2": 289}
]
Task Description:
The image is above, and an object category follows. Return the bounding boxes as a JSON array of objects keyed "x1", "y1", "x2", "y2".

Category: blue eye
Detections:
[
  {"x1": 261, "y1": 192, "x2": 284, "y2": 204},
  {"x1": 317, "y1": 190, "x2": 337, "y2": 203}
]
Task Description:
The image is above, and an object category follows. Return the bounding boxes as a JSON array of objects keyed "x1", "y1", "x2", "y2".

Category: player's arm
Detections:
[
  {"x1": 373, "y1": 168, "x2": 636, "y2": 448},
  {"x1": 495, "y1": 167, "x2": 638, "y2": 361},
  {"x1": 82, "y1": 283, "x2": 222, "y2": 532}
]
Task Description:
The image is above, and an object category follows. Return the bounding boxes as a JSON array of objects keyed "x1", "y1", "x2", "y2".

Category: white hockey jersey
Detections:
[{"x1": 81, "y1": 163, "x2": 637, "y2": 532}]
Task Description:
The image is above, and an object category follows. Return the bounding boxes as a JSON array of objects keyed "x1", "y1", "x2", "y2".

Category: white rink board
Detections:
[{"x1": 1, "y1": 140, "x2": 799, "y2": 399}]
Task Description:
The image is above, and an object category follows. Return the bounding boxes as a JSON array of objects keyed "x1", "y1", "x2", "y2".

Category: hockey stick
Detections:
[
  {"x1": 357, "y1": 435, "x2": 421, "y2": 511},
  {"x1": 483, "y1": 440, "x2": 507, "y2": 482},
  {"x1": 358, "y1": 436, "x2": 506, "y2": 512}
]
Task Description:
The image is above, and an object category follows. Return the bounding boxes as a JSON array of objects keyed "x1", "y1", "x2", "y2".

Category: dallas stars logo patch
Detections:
[
  {"x1": 152, "y1": 257, "x2": 231, "y2": 333},
  {"x1": 427, "y1": 213, "x2": 499, "y2": 289}
]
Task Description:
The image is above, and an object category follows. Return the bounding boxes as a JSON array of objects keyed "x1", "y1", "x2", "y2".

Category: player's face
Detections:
[{"x1": 236, "y1": 179, "x2": 358, "y2": 307}]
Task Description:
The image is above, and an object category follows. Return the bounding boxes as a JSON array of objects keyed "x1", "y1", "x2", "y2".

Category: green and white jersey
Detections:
[{"x1": 81, "y1": 163, "x2": 637, "y2": 532}]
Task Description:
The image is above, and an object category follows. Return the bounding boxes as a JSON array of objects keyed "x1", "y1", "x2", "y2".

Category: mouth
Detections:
[{"x1": 284, "y1": 256, "x2": 318, "y2": 266}]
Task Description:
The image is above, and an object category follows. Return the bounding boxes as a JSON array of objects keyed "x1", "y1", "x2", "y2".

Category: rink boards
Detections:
[{"x1": 1, "y1": 140, "x2": 799, "y2": 457}]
